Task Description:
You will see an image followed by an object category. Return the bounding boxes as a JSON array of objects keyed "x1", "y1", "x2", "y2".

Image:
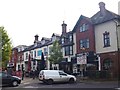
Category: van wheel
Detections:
[
  {"x1": 69, "y1": 78, "x2": 74, "y2": 83},
  {"x1": 47, "y1": 79, "x2": 53, "y2": 85}
]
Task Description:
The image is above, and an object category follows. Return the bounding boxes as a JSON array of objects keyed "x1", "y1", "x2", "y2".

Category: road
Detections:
[{"x1": 2, "y1": 79, "x2": 119, "y2": 89}]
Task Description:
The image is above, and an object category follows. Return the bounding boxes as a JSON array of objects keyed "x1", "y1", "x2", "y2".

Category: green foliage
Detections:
[
  {"x1": 0, "y1": 26, "x2": 12, "y2": 69},
  {"x1": 48, "y1": 40, "x2": 63, "y2": 64}
]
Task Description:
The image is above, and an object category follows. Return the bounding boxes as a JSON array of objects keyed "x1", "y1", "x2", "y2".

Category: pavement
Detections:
[
  {"x1": 21, "y1": 76, "x2": 119, "y2": 84},
  {"x1": 76, "y1": 76, "x2": 119, "y2": 83},
  {"x1": 21, "y1": 77, "x2": 39, "y2": 84}
]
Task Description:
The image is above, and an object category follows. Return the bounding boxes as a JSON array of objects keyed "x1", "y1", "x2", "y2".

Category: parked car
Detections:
[
  {"x1": 39, "y1": 70, "x2": 76, "y2": 84},
  {"x1": 0, "y1": 71, "x2": 21, "y2": 87}
]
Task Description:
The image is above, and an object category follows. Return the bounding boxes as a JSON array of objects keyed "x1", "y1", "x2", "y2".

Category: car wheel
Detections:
[
  {"x1": 47, "y1": 79, "x2": 53, "y2": 85},
  {"x1": 69, "y1": 78, "x2": 74, "y2": 83},
  {"x1": 12, "y1": 81, "x2": 18, "y2": 87}
]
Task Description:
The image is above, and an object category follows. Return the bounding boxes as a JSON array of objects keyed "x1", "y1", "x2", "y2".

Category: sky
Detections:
[{"x1": 0, "y1": 0, "x2": 119, "y2": 47}]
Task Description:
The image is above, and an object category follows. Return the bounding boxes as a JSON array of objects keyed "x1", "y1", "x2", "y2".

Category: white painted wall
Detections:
[
  {"x1": 95, "y1": 20, "x2": 118, "y2": 53},
  {"x1": 47, "y1": 44, "x2": 53, "y2": 69},
  {"x1": 73, "y1": 33, "x2": 77, "y2": 55}
]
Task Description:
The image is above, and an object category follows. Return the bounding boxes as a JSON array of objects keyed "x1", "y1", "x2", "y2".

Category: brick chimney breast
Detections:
[
  {"x1": 61, "y1": 21, "x2": 67, "y2": 35},
  {"x1": 34, "y1": 34, "x2": 39, "y2": 43},
  {"x1": 99, "y1": 2, "x2": 106, "y2": 16}
]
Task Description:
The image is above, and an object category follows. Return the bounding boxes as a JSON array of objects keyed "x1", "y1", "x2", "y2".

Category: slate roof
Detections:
[
  {"x1": 60, "y1": 31, "x2": 74, "y2": 47},
  {"x1": 52, "y1": 33, "x2": 61, "y2": 37},
  {"x1": 72, "y1": 10, "x2": 120, "y2": 33},
  {"x1": 91, "y1": 10, "x2": 120, "y2": 25},
  {"x1": 41, "y1": 37, "x2": 51, "y2": 41},
  {"x1": 23, "y1": 45, "x2": 35, "y2": 52}
]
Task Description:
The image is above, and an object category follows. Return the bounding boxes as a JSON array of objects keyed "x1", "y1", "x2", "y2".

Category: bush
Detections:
[{"x1": 86, "y1": 70, "x2": 111, "y2": 79}]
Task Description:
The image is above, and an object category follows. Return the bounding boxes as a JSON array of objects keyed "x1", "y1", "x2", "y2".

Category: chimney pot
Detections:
[
  {"x1": 99, "y1": 2, "x2": 106, "y2": 16},
  {"x1": 34, "y1": 34, "x2": 39, "y2": 43},
  {"x1": 61, "y1": 21, "x2": 67, "y2": 35}
]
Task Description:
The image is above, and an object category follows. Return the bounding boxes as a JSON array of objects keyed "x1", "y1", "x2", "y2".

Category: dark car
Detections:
[{"x1": 0, "y1": 71, "x2": 21, "y2": 87}]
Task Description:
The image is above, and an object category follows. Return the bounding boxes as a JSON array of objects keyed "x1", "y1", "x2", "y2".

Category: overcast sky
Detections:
[{"x1": 0, "y1": 0, "x2": 119, "y2": 47}]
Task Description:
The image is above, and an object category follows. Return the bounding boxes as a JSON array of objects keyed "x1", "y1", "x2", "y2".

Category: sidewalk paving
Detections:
[
  {"x1": 21, "y1": 76, "x2": 119, "y2": 84},
  {"x1": 21, "y1": 77, "x2": 38, "y2": 84},
  {"x1": 76, "y1": 76, "x2": 119, "y2": 83}
]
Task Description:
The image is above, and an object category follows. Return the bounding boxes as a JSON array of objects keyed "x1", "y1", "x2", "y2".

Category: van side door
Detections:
[{"x1": 59, "y1": 71, "x2": 69, "y2": 82}]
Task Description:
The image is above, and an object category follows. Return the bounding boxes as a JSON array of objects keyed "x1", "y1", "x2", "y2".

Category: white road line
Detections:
[
  {"x1": 24, "y1": 86, "x2": 38, "y2": 88},
  {"x1": 23, "y1": 82, "x2": 31, "y2": 84}
]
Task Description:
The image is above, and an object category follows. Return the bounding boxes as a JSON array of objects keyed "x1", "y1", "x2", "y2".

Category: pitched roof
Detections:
[
  {"x1": 41, "y1": 37, "x2": 51, "y2": 41},
  {"x1": 72, "y1": 15, "x2": 91, "y2": 32},
  {"x1": 52, "y1": 33, "x2": 61, "y2": 37},
  {"x1": 23, "y1": 45, "x2": 35, "y2": 52},
  {"x1": 91, "y1": 10, "x2": 120, "y2": 25}
]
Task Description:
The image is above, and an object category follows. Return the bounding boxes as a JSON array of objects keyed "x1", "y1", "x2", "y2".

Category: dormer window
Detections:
[
  {"x1": 41, "y1": 40, "x2": 45, "y2": 45},
  {"x1": 52, "y1": 36, "x2": 56, "y2": 41},
  {"x1": 34, "y1": 42, "x2": 37, "y2": 47},
  {"x1": 80, "y1": 23, "x2": 89, "y2": 32}
]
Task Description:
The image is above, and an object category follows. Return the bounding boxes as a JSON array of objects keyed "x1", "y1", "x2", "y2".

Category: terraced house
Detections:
[
  {"x1": 60, "y1": 21, "x2": 76, "y2": 74},
  {"x1": 91, "y1": 2, "x2": 120, "y2": 78},
  {"x1": 8, "y1": 2, "x2": 120, "y2": 79},
  {"x1": 72, "y1": 2, "x2": 120, "y2": 78}
]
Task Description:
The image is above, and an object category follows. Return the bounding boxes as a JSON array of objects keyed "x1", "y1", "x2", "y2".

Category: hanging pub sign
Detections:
[{"x1": 77, "y1": 55, "x2": 87, "y2": 64}]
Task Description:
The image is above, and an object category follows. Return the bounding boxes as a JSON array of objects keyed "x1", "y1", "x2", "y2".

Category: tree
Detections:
[
  {"x1": 48, "y1": 40, "x2": 63, "y2": 69},
  {"x1": 0, "y1": 26, "x2": 12, "y2": 70}
]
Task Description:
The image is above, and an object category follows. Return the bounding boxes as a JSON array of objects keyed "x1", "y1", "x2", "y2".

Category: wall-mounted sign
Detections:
[{"x1": 77, "y1": 55, "x2": 87, "y2": 64}]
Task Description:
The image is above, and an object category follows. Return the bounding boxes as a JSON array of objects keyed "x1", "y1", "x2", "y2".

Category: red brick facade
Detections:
[
  {"x1": 10, "y1": 48, "x2": 18, "y2": 71},
  {"x1": 76, "y1": 16, "x2": 96, "y2": 54},
  {"x1": 100, "y1": 51, "x2": 120, "y2": 78}
]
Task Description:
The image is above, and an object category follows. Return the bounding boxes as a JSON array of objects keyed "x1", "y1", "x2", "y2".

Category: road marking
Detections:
[
  {"x1": 24, "y1": 86, "x2": 38, "y2": 88},
  {"x1": 116, "y1": 88, "x2": 120, "y2": 90},
  {"x1": 23, "y1": 82, "x2": 31, "y2": 84}
]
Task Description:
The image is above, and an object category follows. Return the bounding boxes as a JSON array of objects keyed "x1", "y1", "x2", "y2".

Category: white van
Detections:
[{"x1": 39, "y1": 70, "x2": 76, "y2": 84}]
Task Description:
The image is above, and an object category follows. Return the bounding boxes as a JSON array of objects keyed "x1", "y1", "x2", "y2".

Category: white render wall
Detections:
[
  {"x1": 95, "y1": 21, "x2": 118, "y2": 53},
  {"x1": 46, "y1": 44, "x2": 53, "y2": 70},
  {"x1": 73, "y1": 33, "x2": 77, "y2": 55}
]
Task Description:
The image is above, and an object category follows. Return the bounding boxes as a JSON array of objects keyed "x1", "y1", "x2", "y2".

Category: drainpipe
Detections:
[
  {"x1": 113, "y1": 20, "x2": 120, "y2": 78},
  {"x1": 97, "y1": 54, "x2": 101, "y2": 71},
  {"x1": 114, "y1": 20, "x2": 119, "y2": 52}
]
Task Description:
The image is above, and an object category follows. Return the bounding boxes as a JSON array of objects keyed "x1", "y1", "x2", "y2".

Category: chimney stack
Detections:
[
  {"x1": 34, "y1": 34, "x2": 39, "y2": 44},
  {"x1": 99, "y1": 2, "x2": 106, "y2": 16},
  {"x1": 61, "y1": 21, "x2": 67, "y2": 35}
]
